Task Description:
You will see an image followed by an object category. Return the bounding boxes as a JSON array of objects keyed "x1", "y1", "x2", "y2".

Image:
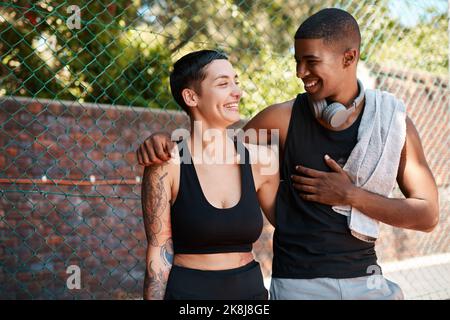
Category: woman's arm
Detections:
[
  {"x1": 257, "y1": 174, "x2": 279, "y2": 226},
  {"x1": 141, "y1": 164, "x2": 173, "y2": 300},
  {"x1": 248, "y1": 144, "x2": 280, "y2": 226}
]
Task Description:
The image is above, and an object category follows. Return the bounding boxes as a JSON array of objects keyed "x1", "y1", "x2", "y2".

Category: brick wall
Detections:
[
  {"x1": 0, "y1": 71, "x2": 448, "y2": 298},
  {"x1": 0, "y1": 98, "x2": 190, "y2": 299}
]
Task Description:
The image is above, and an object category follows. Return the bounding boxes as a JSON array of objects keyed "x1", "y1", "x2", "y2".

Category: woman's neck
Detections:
[{"x1": 189, "y1": 120, "x2": 236, "y2": 164}]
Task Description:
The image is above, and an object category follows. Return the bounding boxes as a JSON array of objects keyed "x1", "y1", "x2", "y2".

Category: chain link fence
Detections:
[{"x1": 0, "y1": 0, "x2": 448, "y2": 299}]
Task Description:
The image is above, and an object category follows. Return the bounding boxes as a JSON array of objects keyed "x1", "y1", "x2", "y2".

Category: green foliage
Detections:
[
  {"x1": 0, "y1": 0, "x2": 447, "y2": 116},
  {"x1": 0, "y1": 0, "x2": 175, "y2": 109},
  {"x1": 367, "y1": 12, "x2": 448, "y2": 75}
]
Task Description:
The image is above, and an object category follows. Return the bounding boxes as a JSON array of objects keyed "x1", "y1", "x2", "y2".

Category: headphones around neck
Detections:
[{"x1": 308, "y1": 79, "x2": 365, "y2": 128}]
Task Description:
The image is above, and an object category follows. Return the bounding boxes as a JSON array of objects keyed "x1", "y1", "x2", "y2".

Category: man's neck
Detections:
[{"x1": 328, "y1": 78, "x2": 359, "y2": 108}]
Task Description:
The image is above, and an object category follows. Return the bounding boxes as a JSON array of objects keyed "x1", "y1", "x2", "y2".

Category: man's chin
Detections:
[{"x1": 307, "y1": 90, "x2": 328, "y2": 101}]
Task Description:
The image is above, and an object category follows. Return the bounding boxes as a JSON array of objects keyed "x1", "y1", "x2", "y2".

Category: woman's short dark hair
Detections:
[{"x1": 169, "y1": 50, "x2": 228, "y2": 113}]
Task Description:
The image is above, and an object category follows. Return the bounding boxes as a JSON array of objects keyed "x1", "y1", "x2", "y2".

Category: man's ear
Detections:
[
  {"x1": 343, "y1": 49, "x2": 358, "y2": 68},
  {"x1": 181, "y1": 88, "x2": 198, "y2": 108}
]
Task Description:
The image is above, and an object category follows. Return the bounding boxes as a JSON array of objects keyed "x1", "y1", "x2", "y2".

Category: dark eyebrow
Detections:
[
  {"x1": 295, "y1": 55, "x2": 320, "y2": 61},
  {"x1": 213, "y1": 74, "x2": 238, "y2": 81}
]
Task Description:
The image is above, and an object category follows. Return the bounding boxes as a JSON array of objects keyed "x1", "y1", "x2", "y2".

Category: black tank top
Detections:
[
  {"x1": 171, "y1": 139, "x2": 263, "y2": 254},
  {"x1": 272, "y1": 93, "x2": 378, "y2": 279}
]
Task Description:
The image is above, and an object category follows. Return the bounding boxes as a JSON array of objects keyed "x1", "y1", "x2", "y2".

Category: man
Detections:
[{"x1": 137, "y1": 8, "x2": 439, "y2": 300}]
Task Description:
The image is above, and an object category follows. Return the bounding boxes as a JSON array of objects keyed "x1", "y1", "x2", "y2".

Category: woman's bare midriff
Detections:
[{"x1": 174, "y1": 252, "x2": 254, "y2": 271}]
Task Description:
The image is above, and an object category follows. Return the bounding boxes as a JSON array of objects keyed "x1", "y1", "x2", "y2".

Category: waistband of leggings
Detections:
[{"x1": 171, "y1": 260, "x2": 259, "y2": 276}]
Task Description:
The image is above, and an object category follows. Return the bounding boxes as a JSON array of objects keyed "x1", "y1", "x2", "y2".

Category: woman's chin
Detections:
[
  {"x1": 218, "y1": 110, "x2": 239, "y2": 123},
  {"x1": 225, "y1": 115, "x2": 241, "y2": 125}
]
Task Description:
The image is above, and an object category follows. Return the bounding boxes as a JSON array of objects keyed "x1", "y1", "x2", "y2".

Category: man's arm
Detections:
[
  {"x1": 243, "y1": 99, "x2": 294, "y2": 145},
  {"x1": 137, "y1": 132, "x2": 174, "y2": 165},
  {"x1": 142, "y1": 164, "x2": 173, "y2": 300},
  {"x1": 292, "y1": 117, "x2": 439, "y2": 232},
  {"x1": 137, "y1": 100, "x2": 294, "y2": 166},
  {"x1": 349, "y1": 117, "x2": 439, "y2": 231}
]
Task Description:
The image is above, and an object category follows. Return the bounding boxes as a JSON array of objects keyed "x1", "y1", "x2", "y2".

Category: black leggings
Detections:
[{"x1": 164, "y1": 260, "x2": 268, "y2": 300}]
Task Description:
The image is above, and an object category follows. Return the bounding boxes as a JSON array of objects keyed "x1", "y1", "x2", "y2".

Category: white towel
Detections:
[{"x1": 332, "y1": 89, "x2": 407, "y2": 243}]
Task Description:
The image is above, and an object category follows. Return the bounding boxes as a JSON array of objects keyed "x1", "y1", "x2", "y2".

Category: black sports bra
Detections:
[{"x1": 170, "y1": 139, "x2": 263, "y2": 254}]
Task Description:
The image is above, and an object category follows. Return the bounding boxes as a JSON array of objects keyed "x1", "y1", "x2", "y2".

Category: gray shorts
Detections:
[{"x1": 270, "y1": 276, "x2": 404, "y2": 300}]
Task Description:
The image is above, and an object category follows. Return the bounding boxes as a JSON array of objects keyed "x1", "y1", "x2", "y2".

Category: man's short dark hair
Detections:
[
  {"x1": 295, "y1": 8, "x2": 361, "y2": 52},
  {"x1": 169, "y1": 50, "x2": 228, "y2": 113}
]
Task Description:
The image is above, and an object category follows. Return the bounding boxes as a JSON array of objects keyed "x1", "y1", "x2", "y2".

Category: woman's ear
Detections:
[{"x1": 181, "y1": 88, "x2": 198, "y2": 108}]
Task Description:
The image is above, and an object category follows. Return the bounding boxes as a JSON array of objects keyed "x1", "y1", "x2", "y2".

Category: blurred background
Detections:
[{"x1": 0, "y1": 0, "x2": 448, "y2": 299}]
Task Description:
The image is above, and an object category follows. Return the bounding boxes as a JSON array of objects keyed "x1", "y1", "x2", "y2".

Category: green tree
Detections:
[
  {"x1": 0, "y1": 0, "x2": 175, "y2": 109},
  {"x1": 1, "y1": 0, "x2": 447, "y2": 116}
]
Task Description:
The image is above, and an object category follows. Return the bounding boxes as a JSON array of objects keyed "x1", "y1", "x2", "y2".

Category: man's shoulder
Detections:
[
  {"x1": 266, "y1": 98, "x2": 297, "y2": 112},
  {"x1": 254, "y1": 98, "x2": 297, "y2": 126},
  {"x1": 245, "y1": 96, "x2": 299, "y2": 143},
  {"x1": 367, "y1": 88, "x2": 406, "y2": 111}
]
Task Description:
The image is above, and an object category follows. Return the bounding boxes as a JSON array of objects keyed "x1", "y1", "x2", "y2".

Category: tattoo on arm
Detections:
[
  {"x1": 142, "y1": 165, "x2": 173, "y2": 299},
  {"x1": 143, "y1": 240, "x2": 174, "y2": 300},
  {"x1": 142, "y1": 166, "x2": 169, "y2": 247},
  {"x1": 161, "y1": 238, "x2": 174, "y2": 266},
  {"x1": 144, "y1": 261, "x2": 170, "y2": 300}
]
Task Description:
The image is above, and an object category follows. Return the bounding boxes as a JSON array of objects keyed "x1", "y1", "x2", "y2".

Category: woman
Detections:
[{"x1": 141, "y1": 50, "x2": 279, "y2": 300}]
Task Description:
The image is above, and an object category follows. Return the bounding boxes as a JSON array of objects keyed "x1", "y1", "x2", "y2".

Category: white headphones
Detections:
[{"x1": 308, "y1": 79, "x2": 365, "y2": 128}]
